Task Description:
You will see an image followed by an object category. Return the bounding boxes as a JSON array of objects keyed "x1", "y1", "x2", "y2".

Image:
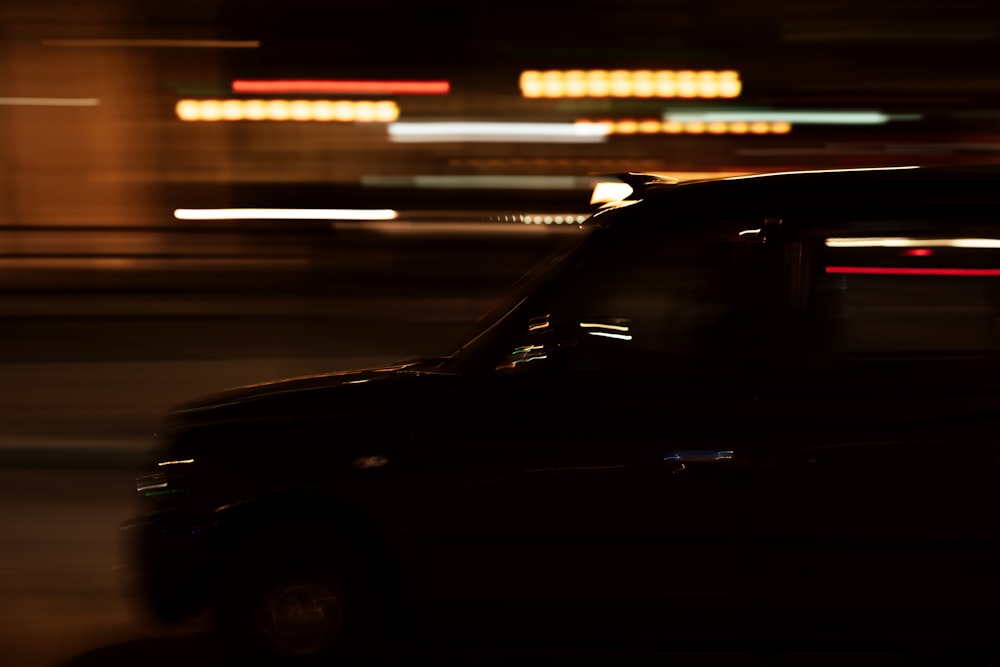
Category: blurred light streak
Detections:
[
  {"x1": 233, "y1": 79, "x2": 450, "y2": 95},
  {"x1": 826, "y1": 266, "x2": 1000, "y2": 276},
  {"x1": 175, "y1": 99, "x2": 399, "y2": 122},
  {"x1": 663, "y1": 110, "x2": 920, "y2": 125},
  {"x1": 520, "y1": 214, "x2": 589, "y2": 225},
  {"x1": 42, "y1": 39, "x2": 260, "y2": 48},
  {"x1": 826, "y1": 237, "x2": 1000, "y2": 248},
  {"x1": 334, "y1": 220, "x2": 585, "y2": 234},
  {"x1": 174, "y1": 208, "x2": 398, "y2": 221},
  {"x1": 577, "y1": 118, "x2": 791, "y2": 135},
  {"x1": 361, "y1": 175, "x2": 597, "y2": 190},
  {"x1": 0, "y1": 97, "x2": 99, "y2": 107},
  {"x1": 388, "y1": 122, "x2": 609, "y2": 143},
  {"x1": 521, "y1": 70, "x2": 741, "y2": 98},
  {"x1": 580, "y1": 322, "x2": 633, "y2": 340}
]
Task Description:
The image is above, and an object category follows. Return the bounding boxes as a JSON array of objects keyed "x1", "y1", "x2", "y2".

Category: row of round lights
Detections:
[
  {"x1": 576, "y1": 119, "x2": 791, "y2": 135},
  {"x1": 521, "y1": 214, "x2": 589, "y2": 225},
  {"x1": 175, "y1": 99, "x2": 400, "y2": 122},
  {"x1": 520, "y1": 69, "x2": 742, "y2": 99}
]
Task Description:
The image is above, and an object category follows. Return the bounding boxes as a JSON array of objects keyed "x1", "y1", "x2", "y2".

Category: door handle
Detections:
[{"x1": 663, "y1": 450, "x2": 734, "y2": 463}]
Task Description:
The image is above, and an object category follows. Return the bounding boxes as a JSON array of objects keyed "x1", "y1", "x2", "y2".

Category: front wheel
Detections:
[{"x1": 213, "y1": 525, "x2": 391, "y2": 666}]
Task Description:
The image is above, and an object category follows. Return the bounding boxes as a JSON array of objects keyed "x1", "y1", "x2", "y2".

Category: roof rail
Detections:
[{"x1": 613, "y1": 172, "x2": 681, "y2": 189}]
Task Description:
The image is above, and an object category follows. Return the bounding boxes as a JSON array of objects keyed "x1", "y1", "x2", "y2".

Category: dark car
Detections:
[{"x1": 121, "y1": 164, "x2": 1000, "y2": 665}]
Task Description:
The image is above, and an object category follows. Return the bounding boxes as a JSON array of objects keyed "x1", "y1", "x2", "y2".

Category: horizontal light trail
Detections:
[
  {"x1": 175, "y1": 99, "x2": 399, "y2": 122},
  {"x1": 233, "y1": 79, "x2": 450, "y2": 95},
  {"x1": 578, "y1": 118, "x2": 791, "y2": 135},
  {"x1": 388, "y1": 122, "x2": 609, "y2": 143},
  {"x1": 0, "y1": 97, "x2": 99, "y2": 107},
  {"x1": 826, "y1": 266, "x2": 1000, "y2": 276},
  {"x1": 826, "y1": 237, "x2": 1000, "y2": 248},
  {"x1": 43, "y1": 39, "x2": 260, "y2": 48},
  {"x1": 664, "y1": 110, "x2": 921, "y2": 125},
  {"x1": 174, "y1": 208, "x2": 399, "y2": 221},
  {"x1": 361, "y1": 175, "x2": 597, "y2": 190},
  {"x1": 521, "y1": 69, "x2": 741, "y2": 99}
]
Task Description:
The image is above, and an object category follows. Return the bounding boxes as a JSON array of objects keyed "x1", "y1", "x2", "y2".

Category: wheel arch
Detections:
[{"x1": 210, "y1": 489, "x2": 407, "y2": 617}]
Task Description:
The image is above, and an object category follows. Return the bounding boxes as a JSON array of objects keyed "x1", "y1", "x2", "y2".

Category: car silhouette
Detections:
[{"x1": 121, "y1": 164, "x2": 1000, "y2": 665}]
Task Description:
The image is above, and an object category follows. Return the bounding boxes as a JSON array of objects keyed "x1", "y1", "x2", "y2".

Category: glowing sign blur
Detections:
[
  {"x1": 174, "y1": 208, "x2": 399, "y2": 221},
  {"x1": 520, "y1": 70, "x2": 741, "y2": 98},
  {"x1": 175, "y1": 99, "x2": 399, "y2": 122},
  {"x1": 233, "y1": 79, "x2": 450, "y2": 95}
]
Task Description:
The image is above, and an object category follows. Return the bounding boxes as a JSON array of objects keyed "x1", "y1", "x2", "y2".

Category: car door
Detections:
[
  {"x1": 748, "y1": 218, "x2": 1000, "y2": 637},
  {"x1": 404, "y1": 213, "x2": 766, "y2": 644}
]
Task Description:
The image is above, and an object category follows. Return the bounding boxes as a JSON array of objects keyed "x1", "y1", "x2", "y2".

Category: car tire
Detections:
[{"x1": 212, "y1": 520, "x2": 391, "y2": 666}]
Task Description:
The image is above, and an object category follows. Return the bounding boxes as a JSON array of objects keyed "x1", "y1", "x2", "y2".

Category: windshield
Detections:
[{"x1": 437, "y1": 224, "x2": 595, "y2": 372}]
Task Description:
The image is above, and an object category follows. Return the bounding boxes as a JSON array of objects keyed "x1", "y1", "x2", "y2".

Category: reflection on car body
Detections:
[{"x1": 121, "y1": 164, "x2": 1000, "y2": 665}]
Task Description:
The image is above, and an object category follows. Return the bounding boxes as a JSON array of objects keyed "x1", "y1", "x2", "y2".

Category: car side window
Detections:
[
  {"x1": 798, "y1": 225, "x2": 1000, "y2": 388},
  {"x1": 497, "y1": 220, "x2": 756, "y2": 384}
]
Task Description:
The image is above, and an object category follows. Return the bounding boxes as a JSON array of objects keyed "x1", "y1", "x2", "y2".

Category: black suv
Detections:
[{"x1": 122, "y1": 164, "x2": 1000, "y2": 664}]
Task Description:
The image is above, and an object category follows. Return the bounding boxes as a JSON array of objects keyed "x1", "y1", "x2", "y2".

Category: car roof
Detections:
[{"x1": 595, "y1": 164, "x2": 1000, "y2": 228}]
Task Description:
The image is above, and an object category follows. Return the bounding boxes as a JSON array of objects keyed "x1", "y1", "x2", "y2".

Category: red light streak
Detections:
[
  {"x1": 232, "y1": 79, "x2": 450, "y2": 95},
  {"x1": 901, "y1": 248, "x2": 934, "y2": 257},
  {"x1": 826, "y1": 266, "x2": 1000, "y2": 276}
]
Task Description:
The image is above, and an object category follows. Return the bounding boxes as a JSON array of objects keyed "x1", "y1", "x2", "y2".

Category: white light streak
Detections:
[
  {"x1": 585, "y1": 331, "x2": 634, "y2": 341},
  {"x1": 663, "y1": 110, "x2": 921, "y2": 125},
  {"x1": 825, "y1": 237, "x2": 1000, "y2": 248},
  {"x1": 175, "y1": 208, "x2": 399, "y2": 221},
  {"x1": 157, "y1": 459, "x2": 195, "y2": 466},
  {"x1": 580, "y1": 321, "x2": 633, "y2": 340},
  {"x1": 387, "y1": 122, "x2": 609, "y2": 143}
]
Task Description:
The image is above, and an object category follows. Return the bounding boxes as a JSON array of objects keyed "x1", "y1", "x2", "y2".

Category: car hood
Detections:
[{"x1": 160, "y1": 357, "x2": 457, "y2": 431}]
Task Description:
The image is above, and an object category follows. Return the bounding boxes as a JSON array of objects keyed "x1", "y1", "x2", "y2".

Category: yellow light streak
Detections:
[
  {"x1": 175, "y1": 99, "x2": 399, "y2": 122},
  {"x1": 520, "y1": 69, "x2": 742, "y2": 98},
  {"x1": 578, "y1": 119, "x2": 791, "y2": 135}
]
